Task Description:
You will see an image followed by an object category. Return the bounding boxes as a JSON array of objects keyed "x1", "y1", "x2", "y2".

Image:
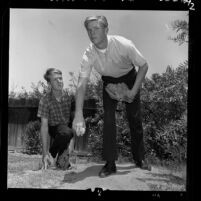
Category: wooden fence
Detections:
[
  {"x1": 8, "y1": 123, "x2": 26, "y2": 148},
  {"x1": 8, "y1": 99, "x2": 97, "y2": 153}
]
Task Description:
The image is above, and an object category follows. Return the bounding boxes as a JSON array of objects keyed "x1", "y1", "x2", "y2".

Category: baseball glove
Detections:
[{"x1": 105, "y1": 83, "x2": 133, "y2": 103}]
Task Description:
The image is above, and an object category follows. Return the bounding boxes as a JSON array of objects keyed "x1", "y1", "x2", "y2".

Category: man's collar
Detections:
[{"x1": 50, "y1": 90, "x2": 65, "y2": 100}]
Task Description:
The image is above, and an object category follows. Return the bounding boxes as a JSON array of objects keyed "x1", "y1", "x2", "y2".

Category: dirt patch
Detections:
[{"x1": 7, "y1": 152, "x2": 186, "y2": 191}]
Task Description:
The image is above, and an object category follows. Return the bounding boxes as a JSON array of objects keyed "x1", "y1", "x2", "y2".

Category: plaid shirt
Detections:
[{"x1": 37, "y1": 91, "x2": 71, "y2": 126}]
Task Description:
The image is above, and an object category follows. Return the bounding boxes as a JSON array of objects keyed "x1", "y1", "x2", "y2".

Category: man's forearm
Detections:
[
  {"x1": 75, "y1": 87, "x2": 85, "y2": 115},
  {"x1": 75, "y1": 77, "x2": 88, "y2": 115},
  {"x1": 41, "y1": 125, "x2": 49, "y2": 155},
  {"x1": 131, "y1": 62, "x2": 148, "y2": 96}
]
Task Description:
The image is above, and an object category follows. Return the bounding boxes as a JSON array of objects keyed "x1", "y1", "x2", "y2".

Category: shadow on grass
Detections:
[{"x1": 62, "y1": 164, "x2": 131, "y2": 184}]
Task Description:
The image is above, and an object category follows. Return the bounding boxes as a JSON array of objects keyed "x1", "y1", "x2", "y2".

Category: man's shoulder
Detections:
[
  {"x1": 82, "y1": 43, "x2": 97, "y2": 61},
  {"x1": 39, "y1": 92, "x2": 51, "y2": 104},
  {"x1": 109, "y1": 35, "x2": 133, "y2": 46},
  {"x1": 85, "y1": 43, "x2": 95, "y2": 53}
]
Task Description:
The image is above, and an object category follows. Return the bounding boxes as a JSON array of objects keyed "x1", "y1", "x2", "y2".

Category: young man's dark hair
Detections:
[{"x1": 43, "y1": 68, "x2": 62, "y2": 82}]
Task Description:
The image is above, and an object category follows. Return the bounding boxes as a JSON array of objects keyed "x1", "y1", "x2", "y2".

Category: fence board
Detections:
[{"x1": 8, "y1": 123, "x2": 26, "y2": 148}]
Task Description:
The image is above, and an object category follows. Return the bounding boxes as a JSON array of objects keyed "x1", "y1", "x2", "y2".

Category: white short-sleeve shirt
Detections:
[{"x1": 79, "y1": 35, "x2": 147, "y2": 78}]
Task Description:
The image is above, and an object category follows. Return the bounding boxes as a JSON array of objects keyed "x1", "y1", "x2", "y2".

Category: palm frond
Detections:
[{"x1": 169, "y1": 20, "x2": 189, "y2": 45}]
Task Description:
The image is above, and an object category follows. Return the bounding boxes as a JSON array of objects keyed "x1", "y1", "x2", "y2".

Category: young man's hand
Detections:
[
  {"x1": 72, "y1": 114, "x2": 86, "y2": 136},
  {"x1": 42, "y1": 152, "x2": 55, "y2": 170},
  {"x1": 125, "y1": 90, "x2": 136, "y2": 103}
]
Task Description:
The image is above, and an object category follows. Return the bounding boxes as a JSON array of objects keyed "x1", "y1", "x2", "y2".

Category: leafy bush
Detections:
[
  {"x1": 141, "y1": 64, "x2": 187, "y2": 128},
  {"x1": 86, "y1": 94, "x2": 104, "y2": 160},
  {"x1": 23, "y1": 120, "x2": 42, "y2": 154},
  {"x1": 87, "y1": 117, "x2": 103, "y2": 160},
  {"x1": 151, "y1": 114, "x2": 187, "y2": 162},
  {"x1": 141, "y1": 64, "x2": 187, "y2": 162}
]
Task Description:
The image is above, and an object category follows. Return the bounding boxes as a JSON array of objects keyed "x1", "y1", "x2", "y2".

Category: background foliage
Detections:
[{"x1": 23, "y1": 120, "x2": 42, "y2": 155}]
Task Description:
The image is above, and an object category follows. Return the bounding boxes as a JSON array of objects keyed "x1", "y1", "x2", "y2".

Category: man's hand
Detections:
[
  {"x1": 125, "y1": 90, "x2": 136, "y2": 103},
  {"x1": 72, "y1": 114, "x2": 86, "y2": 136},
  {"x1": 42, "y1": 152, "x2": 55, "y2": 170},
  {"x1": 73, "y1": 76, "x2": 88, "y2": 137}
]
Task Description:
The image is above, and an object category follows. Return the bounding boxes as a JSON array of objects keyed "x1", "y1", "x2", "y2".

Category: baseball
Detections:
[{"x1": 76, "y1": 122, "x2": 86, "y2": 136}]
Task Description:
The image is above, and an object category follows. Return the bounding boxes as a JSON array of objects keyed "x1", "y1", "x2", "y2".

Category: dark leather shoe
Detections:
[
  {"x1": 136, "y1": 160, "x2": 151, "y2": 171},
  {"x1": 99, "y1": 162, "x2": 117, "y2": 178}
]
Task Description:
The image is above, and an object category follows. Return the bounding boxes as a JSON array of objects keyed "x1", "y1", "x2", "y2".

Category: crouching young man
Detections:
[{"x1": 37, "y1": 68, "x2": 74, "y2": 170}]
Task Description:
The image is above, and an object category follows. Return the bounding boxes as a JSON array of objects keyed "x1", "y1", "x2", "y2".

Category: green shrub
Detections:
[
  {"x1": 144, "y1": 114, "x2": 187, "y2": 162},
  {"x1": 87, "y1": 113, "x2": 103, "y2": 160},
  {"x1": 23, "y1": 120, "x2": 42, "y2": 155}
]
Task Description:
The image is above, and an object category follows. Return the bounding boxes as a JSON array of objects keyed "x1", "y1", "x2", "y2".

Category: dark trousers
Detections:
[
  {"x1": 102, "y1": 68, "x2": 145, "y2": 163},
  {"x1": 48, "y1": 124, "x2": 74, "y2": 158}
]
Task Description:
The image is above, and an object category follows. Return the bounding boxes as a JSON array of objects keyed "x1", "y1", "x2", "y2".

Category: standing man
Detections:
[
  {"x1": 73, "y1": 16, "x2": 151, "y2": 178},
  {"x1": 37, "y1": 68, "x2": 74, "y2": 170}
]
